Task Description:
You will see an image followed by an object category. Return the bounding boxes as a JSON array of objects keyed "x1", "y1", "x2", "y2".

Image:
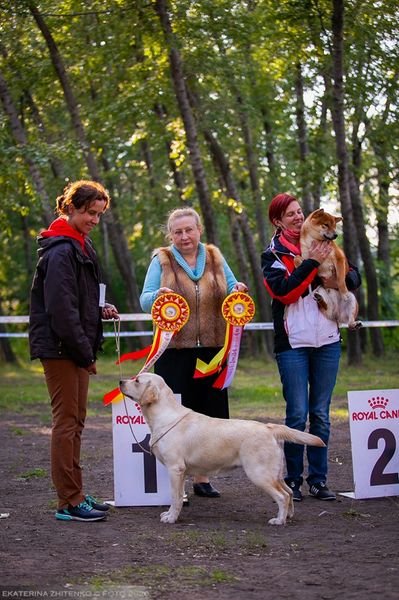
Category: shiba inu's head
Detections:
[{"x1": 302, "y1": 208, "x2": 342, "y2": 241}]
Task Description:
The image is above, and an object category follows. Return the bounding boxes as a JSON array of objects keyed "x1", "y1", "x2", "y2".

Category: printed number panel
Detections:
[
  {"x1": 348, "y1": 389, "x2": 399, "y2": 499},
  {"x1": 112, "y1": 401, "x2": 172, "y2": 506}
]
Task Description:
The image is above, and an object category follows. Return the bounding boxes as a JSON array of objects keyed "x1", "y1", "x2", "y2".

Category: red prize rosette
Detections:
[
  {"x1": 221, "y1": 292, "x2": 256, "y2": 327},
  {"x1": 103, "y1": 293, "x2": 190, "y2": 405},
  {"x1": 151, "y1": 292, "x2": 190, "y2": 331},
  {"x1": 194, "y1": 292, "x2": 255, "y2": 389}
]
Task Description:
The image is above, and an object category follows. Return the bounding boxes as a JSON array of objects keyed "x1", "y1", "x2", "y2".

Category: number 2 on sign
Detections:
[
  {"x1": 132, "y1": 434, "x2": 158, "y2": 493},
  {"x1": 368, "y1": 428, "x2": 399, "y2": 486}
]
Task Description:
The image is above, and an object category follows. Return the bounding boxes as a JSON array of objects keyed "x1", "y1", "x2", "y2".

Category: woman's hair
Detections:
[
  {"x1": 55, "y1": 180, "x2": 110, "y2": 216},
  {"x1": 165, "y1": 207, "x2": 203, "y2": 240},
  {"x1": 268, "y1": 193, "x2": 297, "y2": 225}
]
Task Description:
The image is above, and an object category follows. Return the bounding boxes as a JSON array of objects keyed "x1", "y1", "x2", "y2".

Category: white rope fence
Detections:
[{"x1": 0, "y1": 315, "x2": 398, "y2": 338}]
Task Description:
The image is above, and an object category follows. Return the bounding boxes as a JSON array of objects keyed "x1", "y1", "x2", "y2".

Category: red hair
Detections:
[{"x1": 268, "y1": 193, "x2": 297, "y2": 225}]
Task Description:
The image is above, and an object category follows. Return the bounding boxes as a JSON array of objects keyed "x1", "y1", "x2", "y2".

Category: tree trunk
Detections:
[
  {"x1": 330, "y1": 0, "x2": 362, "y2": 364},
  {"x1": 350, "y1": 117, "x2": 384, "y2": 354},
  {"x1": 260, "y1": 106, "x2": 279, "y2": 198},
  {"x1": 29, "y1": 3, "x2": 145, "y2": 328},
  {"x1": 154, "y1": 103, "x2": 187, "y2": 203},
  {"x1": 201, "y1": 128, "x2": 273, "y2": 356},
  {"x1": 29, "y1": 2, "x2": 100, "y2": 179},
  {"x1": 0, "y1": 69, "x2": 53, "y2": 225},
  {"x1": 0, "y1": 300, "x2": 16, "y2": 363},
  {"x1": 140, "y1": 138, "x2": 161, "y2": 207},
  {"x1": 22, "y1": 89, "x2": 64, "y2": 180},
  {"x1": 367, "y1": 71, "x2": 397, "y2": 318},
  {"x1": 153, "y1": 0, "x2": 218, "y2": 245},
  {"x1": 235, "y1": 91, "x2": 268, "y2": 248},
  {"x1": 312, "y1": 75, "x2": 329, "y2": 209},
  {"x1": 294, "y1": 62, "x2": 313, "y2": 215}
]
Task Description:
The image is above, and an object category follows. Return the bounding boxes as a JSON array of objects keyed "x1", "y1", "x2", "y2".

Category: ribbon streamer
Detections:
[
  {"x1": 103, "y1": 292, "x2": 190, "y2": 405},
  {"x1": 194, "y1": 292, "x2": 255, "y2": 389}
]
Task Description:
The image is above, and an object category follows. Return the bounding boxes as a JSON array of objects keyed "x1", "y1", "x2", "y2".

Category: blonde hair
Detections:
[{"x1": 165, "y1": 207, "x2": 203, "y2": 241}]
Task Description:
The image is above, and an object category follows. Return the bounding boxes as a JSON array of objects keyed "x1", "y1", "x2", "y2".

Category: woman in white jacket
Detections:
[{"x1": 261, "y1": 193, "x2": 361, "y2": 502}]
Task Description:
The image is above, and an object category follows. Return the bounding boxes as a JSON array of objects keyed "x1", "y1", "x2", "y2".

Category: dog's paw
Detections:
[
  {"x1": 268, "y1": 517, "x2": 286, "y2": 526},
  {"x1": 348, "y1": 320, "x2": 362, "y2": 330},
  {"x1": 160, "y1": 510, "x2": 178, "y2": 524},
  {"x1": 293, "y1": 256, "x2": 303, "y2": 268},
  {"x1": 341, "y1": 291, "x2": 352, "y2": 302},
  {"x1": 314, "y1": 291, "x2": 328, "y2": 310}
]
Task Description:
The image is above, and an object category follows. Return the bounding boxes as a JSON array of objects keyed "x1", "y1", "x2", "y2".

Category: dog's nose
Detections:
[{"x1": 323, "y1": 232, "x2": 338, "y2": 241}]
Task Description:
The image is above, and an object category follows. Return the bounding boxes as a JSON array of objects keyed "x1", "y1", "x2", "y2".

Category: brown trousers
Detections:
[{"x1": 41, "y1": 359, "x2": 89, "y2": 509}]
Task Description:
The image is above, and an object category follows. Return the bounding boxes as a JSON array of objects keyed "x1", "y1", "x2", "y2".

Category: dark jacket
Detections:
[
  {"x1": 261, "y1": 233, "x2": 361, "y2": 354},
  {"x1": 29, "y1": 235, "x2": 103, "y2": 368}
]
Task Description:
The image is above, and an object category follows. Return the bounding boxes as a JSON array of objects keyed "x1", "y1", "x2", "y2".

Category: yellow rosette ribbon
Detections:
[
  {"x1": 194, "y1": 292, "x2": 255, "y2": 389},
  {"x1": 103, "y1": 293, "x2": 190, "y2": 405}
]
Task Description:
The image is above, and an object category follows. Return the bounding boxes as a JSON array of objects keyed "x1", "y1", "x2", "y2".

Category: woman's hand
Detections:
[
  {"x1": 102, "y1": 303, "x2": 119, "y2": 320},
  {"x1": 157, "y1": 287, "x2": 174, "y2": 297},
  {"x1": 308, "y1": 240, "x2": 333, "y2": 264},
  {"x1": 85, "y1": 362, "x2": 97, "y2": 375},
  {"x1": 233, "y1": 282, "x2": 249, "y2": 293}
]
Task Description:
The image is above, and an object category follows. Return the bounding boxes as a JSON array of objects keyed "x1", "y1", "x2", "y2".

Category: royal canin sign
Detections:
[{"x1": 351, "y1": 396, "x2": 399, "y2": 421}]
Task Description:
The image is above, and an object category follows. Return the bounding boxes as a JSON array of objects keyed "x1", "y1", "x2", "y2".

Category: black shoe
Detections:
[
  {"x1": 193, "y1": 482, "x2": 220, "y2": 498},
  {"x1": 286, "y1": 480, "x2": 303, "y2": 502},
  {"x1": 183, "y1": 492, "x2": 190, "y2": 506},
  {"x1": 85, "y1": 494, "x2": 110, "y2": 512},
  {"x1": 309, "y1": 482, "x2": 336, "y2": 501}
]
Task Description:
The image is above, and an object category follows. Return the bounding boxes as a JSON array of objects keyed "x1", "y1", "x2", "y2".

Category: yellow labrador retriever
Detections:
[{"x1": 120, "y1": 373, "x2": 325, "y2": 526}]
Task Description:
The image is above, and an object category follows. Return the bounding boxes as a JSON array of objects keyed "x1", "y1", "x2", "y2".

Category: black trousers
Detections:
[{"x1": 154, "y1": 347, "x2": 229, "y2": 419}]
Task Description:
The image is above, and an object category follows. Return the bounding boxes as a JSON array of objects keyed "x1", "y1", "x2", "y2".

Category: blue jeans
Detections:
[{"x1": 276, "y1": 342, "x2": 341, "y2": 486}]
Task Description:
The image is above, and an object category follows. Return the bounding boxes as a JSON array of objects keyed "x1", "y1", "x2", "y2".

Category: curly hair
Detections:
[{"x1": 55, "y1": 180, "x2": 110, "y2": 215}]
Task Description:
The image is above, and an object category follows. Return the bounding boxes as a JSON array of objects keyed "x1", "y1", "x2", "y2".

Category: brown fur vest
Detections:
[{"x1": 155, "y1": 244, "x2": 228, "y2": 348}]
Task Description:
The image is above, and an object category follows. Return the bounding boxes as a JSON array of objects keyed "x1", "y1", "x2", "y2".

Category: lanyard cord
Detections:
[{"x1": 113, "y1": 319, "x2": 152, "y2": 455}]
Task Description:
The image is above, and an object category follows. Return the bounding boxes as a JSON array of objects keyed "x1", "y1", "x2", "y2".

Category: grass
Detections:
[
  {"x1": 80, "y1": 564, "x2": 238, "y2": 591},
  {"x1": 18, "y1": 468, "x2": 47, "y2": 479},
  {"x1": 0, "y1": 350, "x2": 398, "y2": 420}
]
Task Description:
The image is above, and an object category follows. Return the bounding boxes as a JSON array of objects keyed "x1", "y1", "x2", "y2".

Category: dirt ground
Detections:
[{"x1": 1, "y1": 400, "x2": 399, "y2": 600}]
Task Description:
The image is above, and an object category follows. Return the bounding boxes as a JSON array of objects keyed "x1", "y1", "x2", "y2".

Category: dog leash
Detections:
[
  {"x1": 114, "y1": 319, "x2": 152, "y2": 456},
  {"x1": 150, "y1": 413, "x2": 190, "y2": 451}
]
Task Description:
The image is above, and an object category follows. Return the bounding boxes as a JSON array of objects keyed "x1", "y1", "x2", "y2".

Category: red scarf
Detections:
[
  {"x1": 280, "y1": 232, "x2": 301, "y2": 254},
  {"x1": 40, "y1": 218, "x2": 87, "y2": 253}
]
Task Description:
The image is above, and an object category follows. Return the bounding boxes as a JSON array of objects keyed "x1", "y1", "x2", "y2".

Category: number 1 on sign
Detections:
[{"x1": 132, "y1": 433, "x2": 158, "y2": 493}]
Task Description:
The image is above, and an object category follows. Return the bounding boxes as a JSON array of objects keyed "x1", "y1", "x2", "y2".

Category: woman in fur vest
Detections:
[{"x1": 140, "y1": 207, "x2": 247, "y2": 501}]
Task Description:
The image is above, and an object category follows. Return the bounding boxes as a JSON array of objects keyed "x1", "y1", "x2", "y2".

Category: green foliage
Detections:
[{"x1": 0, "y1": 0, "x2": 398, "y2": 330}]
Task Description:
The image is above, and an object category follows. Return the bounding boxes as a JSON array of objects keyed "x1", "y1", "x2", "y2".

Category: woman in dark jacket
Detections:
[{"x1": 29, "y1": 180, "x2": 118, "y2": 522}]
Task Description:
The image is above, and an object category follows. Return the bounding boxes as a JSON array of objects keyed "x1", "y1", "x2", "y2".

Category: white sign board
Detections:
[
  {"x1": 347, "y1": 388, "x2": 399, "y2": 499},
  {"x1": 112, "y1": 395, "x2": 180, "y2": 506}
]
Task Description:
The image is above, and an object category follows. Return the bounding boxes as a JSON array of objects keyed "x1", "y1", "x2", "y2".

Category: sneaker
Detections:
[
  {"x1": 55, "y1": 500, "x2": 107, "y2": 521},
  {"x1": 183, "y1": 492, "x2": 190, "y2": 507},
  {"x1": 286, "y1": 480, "x2": 303, "y2": 502},
  {"x1": 309, "y1": 482, "x2": 336, "y2": 501},
  {"x1": 85, "y1": 494, "x2": 110, "y2": 512}
]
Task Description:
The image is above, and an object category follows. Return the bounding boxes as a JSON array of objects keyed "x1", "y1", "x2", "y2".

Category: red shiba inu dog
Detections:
[{"x1": 294, "y1": 208, "x2": 361, "y2": 330}]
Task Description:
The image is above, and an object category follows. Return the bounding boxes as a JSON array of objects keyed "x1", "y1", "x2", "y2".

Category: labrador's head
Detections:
[{"x1": 120, "y1": 372, "x2": 166, "y2": 406}]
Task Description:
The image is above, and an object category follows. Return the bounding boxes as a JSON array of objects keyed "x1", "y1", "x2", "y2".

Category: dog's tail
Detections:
[{"x1": 267, "y1": 424, "x2": 325, "y2": 447}]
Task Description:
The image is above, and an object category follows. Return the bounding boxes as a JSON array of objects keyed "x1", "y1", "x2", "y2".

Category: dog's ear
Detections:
[
  {"x1": 140, "y1": 383, "x2": 158, "y2": 406},
  {"x1": 312, "y1": 208, "x2": 324, "y2": 217},
  {"x1": 334, "y1": 216, "x2": 343, "y2": 224}
]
